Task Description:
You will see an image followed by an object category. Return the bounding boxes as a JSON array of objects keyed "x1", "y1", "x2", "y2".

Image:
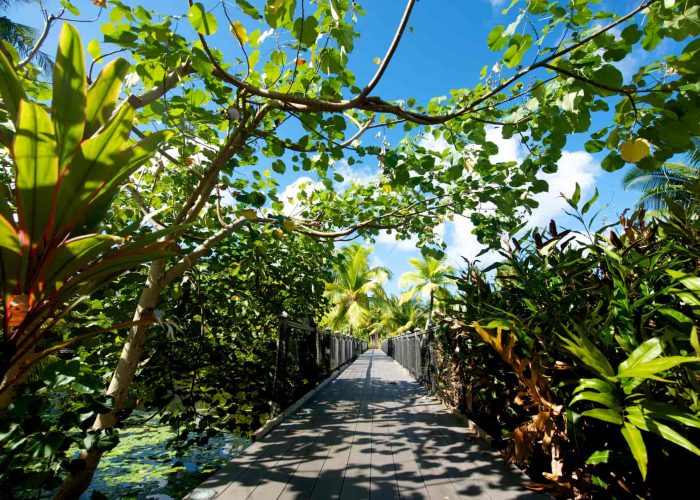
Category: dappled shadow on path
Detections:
[{"x1": 188, "y1": 350, "x2": 546, "y2": 500}]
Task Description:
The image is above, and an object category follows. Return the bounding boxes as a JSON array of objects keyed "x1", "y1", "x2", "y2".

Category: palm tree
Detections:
[
  {"x1": 623, "y1": 138, "x2": 700, "y2": 215},
  {"x1": 399, "y1": 253, "x2": 455, "y2": 327},
  {"x1": 0, "y1": 0, "x2": 53, "y2": 72},
  {"x1": 367, "y1": 291, "x2": 426, "y2": 342},
  {"x1": 323, "y1": 244, "x2": 390, "y2": 339}
]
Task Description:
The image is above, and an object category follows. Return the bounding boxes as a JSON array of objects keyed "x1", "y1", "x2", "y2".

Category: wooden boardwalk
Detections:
[{"x1": 188, "y1": 350, "x2": 545, "y2": 499}]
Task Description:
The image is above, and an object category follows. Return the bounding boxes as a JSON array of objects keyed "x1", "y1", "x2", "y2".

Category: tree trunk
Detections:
[
  {"x1": 54, "y1": 260, "x2": 167, "y2": 500},
  {"x1": 425, "y1": 290, "x2": 434, "y2": 329},
  {"x1": 0, "y1": 350, "x2": 35, "y2": 415}
]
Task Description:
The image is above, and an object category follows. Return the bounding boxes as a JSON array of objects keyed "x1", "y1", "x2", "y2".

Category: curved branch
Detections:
[
  {"x1": 15, "y1": 12, "x2": 59, "y2": 71},
  {"x1": 356, "y1": 0, "x2": 416, "y2": 100},
  {"x1": 126, "y1": 61, "x2": 196, "y2": 110}
]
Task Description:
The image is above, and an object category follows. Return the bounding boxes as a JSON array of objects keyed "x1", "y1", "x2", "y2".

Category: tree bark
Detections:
[
  {"x1": 425, "y1": 290, "x2": 434, "y2": 329},
  {"x1": 53, "y1": 260, "x2": 167, "y2": 500}
]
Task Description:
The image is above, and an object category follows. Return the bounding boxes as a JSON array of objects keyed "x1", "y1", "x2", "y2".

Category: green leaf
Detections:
[
  {"x1": 81, "y1": 129, "x2": 173, "y2": 231},
  {"x1": 581, "y1": 408, "x2": 623, "y2": 425},
  {"x1": 641, "y1": 401, "x2": 700, "y2": 429},
  {"x1": 581, "y1": 188, "x2": 599, "y2": 214},
  {"x1": 292, "y1": 16, "x2": 319, "y2": 47},
  {"x1": 54, "y1": 103, "x2": 134, "y2": 232},
  {"x1": 236, "y1": 0, "x2": 262, "y2": 19},
  {"x1": 14, "y1": 100, "x2": 59, "y2": 249},
  {"x1": 618, "y1": 356, "x2": 700, "y2": 379},
  {"x1": 0, "y1": 46, "x2": 26, "y2": 124},
  {"x1": 85, "y1": 58, "x2": 130, "y2": 137},
  {"x1": 188, "y1": 2, "x2": 218, "y2": 35},
  {"x1": 571, "y1": 182, "x2": 581, "y2": 206},
  {"x1": 691, "y1": 326, "x2": 700, "y2": 357},
  {"x1": 87, "y1": 38, "x2": 101, "y2": 60},
  {"x1": 601, "y1": 152, "x2": 625, "y2": 172},
  {"x1": 586, "y1": 450, "x2": 611, "y2": 465},
  {"x1": 627, "y1": 406, "x2": 700, "y2": 457},
  {"x1": 486, "y1": 25, "x2": 507, "y2": 51},
  {"x1": 658, "y1": 307, "x2": 693, "y2": 326},
  {"x1": 0, "y1": 214, "x2": 22, "y2": 302},
  {"x1": 621, "y1": 422, "x2": 647, "y2": 479},
  {"x1": 265, "y1": 0, "x2": 296, "y2": 28},
  {"x1": 559, "y1": 326, "x2": 615, "y2": 378},
  {"x1": 60, "y1": 0, "x2": 80, "y2": 16},
  {"x1": 618, "y1": 338, "x2": 663, "y2": 374},
  {"x1": 593, "y1": 65, "x2": 623, "y2": 90},
  {"x1": 83, "y1": 428, "x2": 120, "y2": 452},
  {"x1": 43, "y1": 234, "x2": 122, "y2": 293},
  {"x1": 52, "y1": 23, "x2": 87, "y2": 170},
  {"x1": 503, "y1": 34, "x2": 532, "y2": 68},
  {"x1": 42, "y1": 359, "x2": 80, "y2": 387},
  {"x1": 573, "y1": 377, "x2": 616, "y2": 395},
  {"x1": 571, "y1": 390, "x2": 619, "y2": 409}
]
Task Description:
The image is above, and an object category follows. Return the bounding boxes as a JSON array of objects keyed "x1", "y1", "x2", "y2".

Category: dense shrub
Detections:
[{"x1": 439, "y1": 196, "x2": 700, "y2": 498}]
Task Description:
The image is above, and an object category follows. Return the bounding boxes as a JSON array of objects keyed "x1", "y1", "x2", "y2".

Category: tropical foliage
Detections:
[
  {"x1": 0, "y1": 23, "x2": 173, "y2": 414},
  {"x1": 434, "y1": 189, "x2": 700, "y2": 498},
  {"x1": 322, "y1": 244, "x2": 389, "y2": 335},
  {"x1": 0, "y1": 0, "x2": 697, "y2": 497},
  {"x1": 399, "y1": 254, "x2": 454, "y2": 326}
]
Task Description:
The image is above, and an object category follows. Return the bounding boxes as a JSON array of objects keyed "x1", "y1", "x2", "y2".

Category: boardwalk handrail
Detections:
[
  {"x1": 272, "y1": 312, "x2": 368, "y2": 411},
  {"x1": 381, "y1": 323, "x2": 439, "y2": 390}
]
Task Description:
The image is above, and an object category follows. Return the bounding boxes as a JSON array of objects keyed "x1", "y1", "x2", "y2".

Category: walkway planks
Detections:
[{"x1": 189, "y1": 350, "x2": 545, "y2": 500}]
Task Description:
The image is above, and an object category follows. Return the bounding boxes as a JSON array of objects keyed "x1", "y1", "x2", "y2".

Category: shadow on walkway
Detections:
[{"x1": 187, "y1": 350, "x2": 547, "y2": 499}]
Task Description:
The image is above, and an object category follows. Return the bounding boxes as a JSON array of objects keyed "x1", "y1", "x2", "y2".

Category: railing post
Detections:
[
  {"x1": 272, "y1": 311, "x2": 290, "y2": 412},
  {"x1": 423, "y1": 322, "x2": 435, "y2": 389},
  {"x1": 323, "y1": 328, "x2": 331, "y2": 376}
]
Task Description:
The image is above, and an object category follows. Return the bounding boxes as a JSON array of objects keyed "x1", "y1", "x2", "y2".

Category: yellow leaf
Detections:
[
  {"x1": 619, "y1": 138, "x2": 651, "y2": 163},
  {"x1": 373, "y1": 56, "x2": 381, "y2": 64},
  {"x1": 230, "y1": 20, "x2": 248, "y2": 45},
  {"x1": 382, "y1": 184, "x2": 392, "y2": 193},
  {"x1": 240, "y1": 209, "x2": 256, "y2": 220}
]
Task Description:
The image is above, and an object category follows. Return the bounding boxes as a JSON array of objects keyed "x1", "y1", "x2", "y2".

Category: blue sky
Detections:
[{"x1": 8, "y1": 0, "x2": 665, "y2": 295}]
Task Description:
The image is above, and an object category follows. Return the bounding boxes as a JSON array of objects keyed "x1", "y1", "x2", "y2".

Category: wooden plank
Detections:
[
  {"x1": 337, "y1": 351, "x2": 375, "y2": 500},
  {"x1": 308, "y1": 354, "x2": 372, "y2": 500},
  {"x1": 384, "y1": 358, "x2": 461, "y2": 500},
  {"x1": 188, "y1": 350, "x2": 542, "y2": 500}
]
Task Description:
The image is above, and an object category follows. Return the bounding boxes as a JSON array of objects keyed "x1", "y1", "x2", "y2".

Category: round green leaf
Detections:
[
  {"x1": 292, "y1": 17, "x2": 319, "y2": 47},
  {"x1": 188, "y1": 3, "x2": 218, "y2": 35}
]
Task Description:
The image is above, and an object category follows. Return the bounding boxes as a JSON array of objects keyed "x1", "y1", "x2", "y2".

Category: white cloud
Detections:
[
  {"x1": 279, "y1": 176, "x2": 323, "y2": 216},
  {"x1": 445, "y1": 214, "x2": 501, "y2": 270},
  {"x1": 334, "y1": 159, "x2": 378, "y2": 189},
  {"x1": 529, "y1": 150, "x2": 600, "y2": 227},
  {"x1": 485, "y1": 126, "x2": 524, "y2": 164},
  {"x1": 377, "y1": 230, "x2": 418, "y2": 251},
  {"x1": 440, "y1": 129, "x2": 601, "y2": 270}
]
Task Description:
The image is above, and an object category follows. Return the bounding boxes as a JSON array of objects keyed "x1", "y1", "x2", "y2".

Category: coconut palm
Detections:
[
  {"x1": 0, "y1": 0, "x2": 53, "y2": 72},
  {"x1": 623, "y1": 138, "x2": 700, "y2": 215},
  {"x1": 399, "y1": 253, "x2": 455, "y2": 327},
  {"x1": 623, "y1": 163, "x2": 699, "y2": 214},
  {"x1": 323, "y1": 244, "x2": 390, "y2": 337},
  {"x1": 367, "y1": 291, "x2": 426, "y2": 343}
]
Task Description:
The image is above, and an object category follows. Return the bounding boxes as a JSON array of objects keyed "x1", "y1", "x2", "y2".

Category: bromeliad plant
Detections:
[{"x1": 0, "y1": 23, "x2": 174, "y2": 413}]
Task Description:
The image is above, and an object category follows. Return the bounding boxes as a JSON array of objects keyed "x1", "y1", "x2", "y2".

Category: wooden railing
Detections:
[
  {"x1": 272, "y1": 312, "x2": 367, "y2": 411},
  {"x1": 381, "y1": 324, "x2": 438, "y2": 390}
]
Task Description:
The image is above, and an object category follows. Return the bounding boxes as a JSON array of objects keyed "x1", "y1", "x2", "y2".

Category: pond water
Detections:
[{"x1": 80, "y1": 420, "x2": 249, "y2": 500}]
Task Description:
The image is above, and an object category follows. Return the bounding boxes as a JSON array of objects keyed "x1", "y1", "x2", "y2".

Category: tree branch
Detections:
[
  {"x1": 126, "y1": 61, "x2": 196, "y2": 110},
  {"x1": 15, "y1": 12, "x2": 60, "y2": 71},
  {"x1": 356, "y1": 0, "x2": 416, "y2": 100}
]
